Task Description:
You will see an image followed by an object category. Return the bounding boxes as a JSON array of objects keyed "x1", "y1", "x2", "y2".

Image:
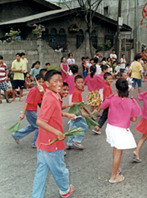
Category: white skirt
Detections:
[{"x1": 106, "y1": 124, "x2": 137, "y2": 150}]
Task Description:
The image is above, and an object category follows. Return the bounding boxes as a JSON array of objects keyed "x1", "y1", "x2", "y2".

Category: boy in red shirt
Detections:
[
  {"x1": 67, "y1": 75, "x2": 90, "y2": 150},
  {"x1": 93, "y1": 72, "x2": 113, "y2": 134},
  {"x1": 31, "y1": 70, "x2": 75, "y2": 198},
  {"x1": 12, "y1": 74, "x2": 44, "y2": 148}
]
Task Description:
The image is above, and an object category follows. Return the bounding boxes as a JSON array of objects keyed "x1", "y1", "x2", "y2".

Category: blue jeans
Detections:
[
  {"x1": 67, "y1": 117, "x2": 88, "y2": 146},
  {"x1": 31, "y1": 150, "x2": 69, "y2": 198},
  {"x1": 13, "y1": 110, "x2": 38, "y2": 147}
]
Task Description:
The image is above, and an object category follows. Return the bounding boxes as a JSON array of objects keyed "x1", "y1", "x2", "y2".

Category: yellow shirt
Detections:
[
  {"x1": 21, "y1": 57, "x2": 28, "y2": 73},
  {"x1": 12, "y1": 60, "x2": 25, "y2": 80},
  {"x1": 131, "y1": 61, "x2": 142, "y2": 79}
]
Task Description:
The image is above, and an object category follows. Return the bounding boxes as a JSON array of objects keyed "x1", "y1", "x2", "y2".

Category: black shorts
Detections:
[{"x1": 12, "y1": 80, "x2": 25, "y2": 89}]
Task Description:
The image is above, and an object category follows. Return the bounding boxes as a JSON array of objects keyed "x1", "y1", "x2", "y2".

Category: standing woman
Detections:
[
  {"x1": 59, "y1": 56, "x2": 69, "y2": 82},
  {"x1": 120, "y1": 54, "x2": 126, "y2": 72},
  {"x1": 67, "y1": 53, "x2": 75, "y2": 70},
  {"x1": 131, "y1": 54, "x2": 142, "y2": 98}
]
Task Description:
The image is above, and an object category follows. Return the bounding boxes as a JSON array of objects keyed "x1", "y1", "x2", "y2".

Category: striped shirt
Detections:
[{"x1": 0, "y1": 63, "x2": 8, "y2": 83}]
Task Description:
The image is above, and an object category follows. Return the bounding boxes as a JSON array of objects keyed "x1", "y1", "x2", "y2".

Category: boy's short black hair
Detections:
[
  {"x1": 21, "y1": 52, "x2": 25, "y2": 56},
  {"x1": 63, "y1": 82, "x2": 69, "y2": 87},
  {"x1": 94, "y1": 57, "x2": 99, "y2": 63},
  {"x1": 101, "y1": 65, "x2": 108, "y2": 72},
  {"x1": 74, "y1": 75, "x2": 83, "y2": 82},
  {"x1": 116, "y1": 78, "x2": 129, "y2": 97},
  {"x1": 39, "y1": 68, "x2": 47, "y2": 78},
  {"x1": 0, "y1": 55, "x2": 3, "y2": 60},
  {"x1": 45, "y1": 62, "x2": 50, "y2": 66},
  {"x1": 16, "y1": 53, "x2": 21, "y2": 56},
  {"x1": 120, "y1": 71, "x2": 126, "y2": 77},
  {"x1": 81, "y1": 57, "x2": 85, "y2": 61},
  {"x1": 35, "y1": 74, "x2": 44, "y2": 81},
  {"x1": 134, "y1": 53, "x2": 142, "y2": 61},
  {"x1": 68, "y1": 53, "x2": 73, "y2": 57},
  {"x1": 96, "y1": 50, "x2": 99, "y2": 53},
  {"x1": 113, "y1": 61, "x2": 117, "y2": 64},
  {"x1": 45, "y1": 70, "x2": 61, "y2": 82},
  {"x1": 104, "y1": 72, "x2": 112, "y2": 80},
  {"x1": 126, "y1": 63, "x2": 130, "y2": 67},
  {"x1": 70, "y1": 64, "x2": 78, "y2": 74},
  {"x1": 86, "y1": 56, "x2": 89, "y2": 59},
  {"x1": 90, "y1": 58, "x2": 94, "y2": 61}
]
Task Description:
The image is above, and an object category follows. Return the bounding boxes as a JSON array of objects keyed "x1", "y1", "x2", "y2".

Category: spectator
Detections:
[
  {"x1": 0, "y1": 55, "x2": 11, "y2": 103},
  {"x1": 110, "y1": 49, "x2": 117, "y2": 63},
  {"x1": 11, "y1": 53, "x2": 25, "y2": 102}
]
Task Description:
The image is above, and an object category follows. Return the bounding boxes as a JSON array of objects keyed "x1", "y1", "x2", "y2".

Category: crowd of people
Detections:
[{"x1": 0, "y1": 49, "x2": 147, "y2": 197}]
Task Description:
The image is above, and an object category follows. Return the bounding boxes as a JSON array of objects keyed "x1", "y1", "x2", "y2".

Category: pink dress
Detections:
[
  {"x1": 60, "y1": 63, "x2": 68, "y2": 81},
  {"x1": 101, "y1": 95, "x2": 141, "y2": 149},
  {"x1": 136, "y1": 92, "x2": 147, "y2": 134}
]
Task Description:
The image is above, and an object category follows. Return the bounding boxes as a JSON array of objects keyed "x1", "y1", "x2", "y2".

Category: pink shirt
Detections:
[
  {"x1": 137, "y1": 92, "x2": 147, "y2": 119},
  {"x1": 101, "y1": 95, "x2": 141, "y2": 128},
  {"x1": 85, "y1": 74, "x2": 104, "y2": 91},
  {"x1": 64, "y1": 74, "x2": 75, "y2": 94}
]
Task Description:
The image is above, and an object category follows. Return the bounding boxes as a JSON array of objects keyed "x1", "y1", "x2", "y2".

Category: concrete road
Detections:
[{"x1": 0, "y1": 80, "x2": 147, "y2": 198}]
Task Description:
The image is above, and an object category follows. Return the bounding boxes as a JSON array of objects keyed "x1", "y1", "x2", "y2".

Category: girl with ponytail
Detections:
[{"x1": 85, "y1": 65, "x2": 102, "y2": 112}]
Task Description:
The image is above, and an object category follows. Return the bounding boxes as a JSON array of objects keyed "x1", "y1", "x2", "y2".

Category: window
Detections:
[
  {"x1": 104, "y1": 6, "x2": 109, "y2": 16},
  {"x1": 49, "y1": 28, "x2": 57, "y2": 49},
  {"x1": 76, "y1": 29, "x2": 84, "y2": 49},
  {"x1": 59, "y1": 28, "x2": 66, "y2": 48},
  {"x1": 104, "y1": 35, "x2": 114, "y2": 50},
  {"x1": 91, "y1": 30, "x2": 98, "y2": 49}
]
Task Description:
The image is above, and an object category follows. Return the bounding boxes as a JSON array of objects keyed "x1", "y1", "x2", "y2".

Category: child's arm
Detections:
[
  {"x1": 36, "y1": 119, "x2": 65, "y2": 140},
  {"x1": 62, "y1": 112, "x2": 77, "y2": 120},
  {"x1": 62, "y1": 103, "x2": 74, "y2": 110},
  {"x1": 20, "y1": 103, "x2": 28, "y2": 120}
]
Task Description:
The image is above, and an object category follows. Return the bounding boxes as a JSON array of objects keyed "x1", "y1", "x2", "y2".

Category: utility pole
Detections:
[
  {"x1": 116, "y1": 0, "x2": 122, "y2": 60},
  {"x1": 134, "y1": 0, "x2": 139, "y2": 55}
]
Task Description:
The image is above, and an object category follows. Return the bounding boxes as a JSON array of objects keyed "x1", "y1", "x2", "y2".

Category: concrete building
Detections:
[
  {"x1": 0, "y1": 0, "x2": 131, "y2": 70},
  {"x1": 97, "y1": 0, "x2": 147, "y2": 53}
]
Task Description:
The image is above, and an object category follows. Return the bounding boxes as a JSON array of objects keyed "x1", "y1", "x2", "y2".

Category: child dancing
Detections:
[
  {"x1": 67, "y1": 75, "x2": 90, "y2": 150},
  {"x1": 12, "y1": 74, "x2": 44, "y2": 148},
  {"x1": 31, "y1": 70, "x2": 75, "y2": 198},
  {"x1": 133, "y1": 91, "x2": 147, "y2": 162},
  {"x1": 98, "y1": 78, "x2": 141, "y2": 183},
  {"x1": 85, "y1": 65, "x2": 102, "y2": 112}
]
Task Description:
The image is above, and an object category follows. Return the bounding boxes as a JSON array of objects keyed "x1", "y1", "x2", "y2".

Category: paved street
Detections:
[{"x1": 0, "y1": 80, "x2": 147, "y2": 198}]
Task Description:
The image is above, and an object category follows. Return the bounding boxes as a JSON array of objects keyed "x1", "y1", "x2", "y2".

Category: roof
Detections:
[
  {"x1": 0, "y1": 7, "x2": 131, "y2": 31},
  {"x1": 0, "y1": 0, "x2": 60, "y2": 10}
]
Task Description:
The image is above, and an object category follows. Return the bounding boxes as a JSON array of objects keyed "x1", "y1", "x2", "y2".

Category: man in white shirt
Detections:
[
  {"x1": 120, "y1": 54, "x2": 126, "y2": 72},
  {"x1": 110, "y1": 49, "x2": 117, "y2": 63}
]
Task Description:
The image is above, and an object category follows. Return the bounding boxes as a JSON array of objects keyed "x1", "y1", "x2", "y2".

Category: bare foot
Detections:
[
  {"x1": 109, "y1": 175, "x2": 125, "y2": 184},
  {"x1": 19, "y1": 98, "x2": 23, "y2": 102},
  {"x1": 117, "y1": 168, "x2": 122, "y2": 175},
  {"x1": 133, "y1": 151, "x2": 142, "y2": 162}
]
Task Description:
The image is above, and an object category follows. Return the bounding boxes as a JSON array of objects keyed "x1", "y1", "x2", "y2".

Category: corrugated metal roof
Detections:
[
  {"x1": 0, "y1": 7, "x2": 131, "y2": 31},
  {"x1": 0, "y1": 8, "x2": 70, "y2": 25}
]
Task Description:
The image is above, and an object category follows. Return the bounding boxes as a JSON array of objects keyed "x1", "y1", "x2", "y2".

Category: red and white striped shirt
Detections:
[{"x1": 0, "y1": 63, "x2": 8, "y2": 83}]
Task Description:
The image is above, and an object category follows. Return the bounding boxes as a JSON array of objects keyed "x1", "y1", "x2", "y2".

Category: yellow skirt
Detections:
[{"x1": 87, "y1": 90, "x2": 102, "y2": 106}]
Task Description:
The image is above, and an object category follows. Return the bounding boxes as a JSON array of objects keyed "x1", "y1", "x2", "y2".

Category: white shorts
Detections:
[{"x1": 106, "y1": 123, "x2": 137, "y2": 150}]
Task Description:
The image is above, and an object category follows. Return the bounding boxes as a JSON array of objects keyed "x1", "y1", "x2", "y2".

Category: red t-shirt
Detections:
[
  {"x1": 72, "y1": 88, "x2": 83, "y2": 102},
  {"x1": 35, "y1": 89, "x2": 65, "y2": 152},
  {"x1": 25, "y1": 86, "x2": 42, "y2": 111},
  {"x1": 103, "y1": 83, "x2": 113, "y2": 100}
]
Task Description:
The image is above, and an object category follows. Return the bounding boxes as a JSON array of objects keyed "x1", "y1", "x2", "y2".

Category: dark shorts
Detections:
[
  {"x1": 0, "y1": 81, "x2": 9, "y2": 91},
  {"x1": 132, "y1": 78, "x2": 142, "y2": 88},
  {"x1": 12, "y1": 80, "x2": 25, "y2": 89}
]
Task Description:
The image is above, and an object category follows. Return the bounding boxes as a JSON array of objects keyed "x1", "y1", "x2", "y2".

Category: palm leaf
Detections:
[
  {"x1": 85, "y1": 116, "x2": 99, "y2": 128},
  {"x1": 8, "y1": 120, "x2": 21, "y2": 132}
]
